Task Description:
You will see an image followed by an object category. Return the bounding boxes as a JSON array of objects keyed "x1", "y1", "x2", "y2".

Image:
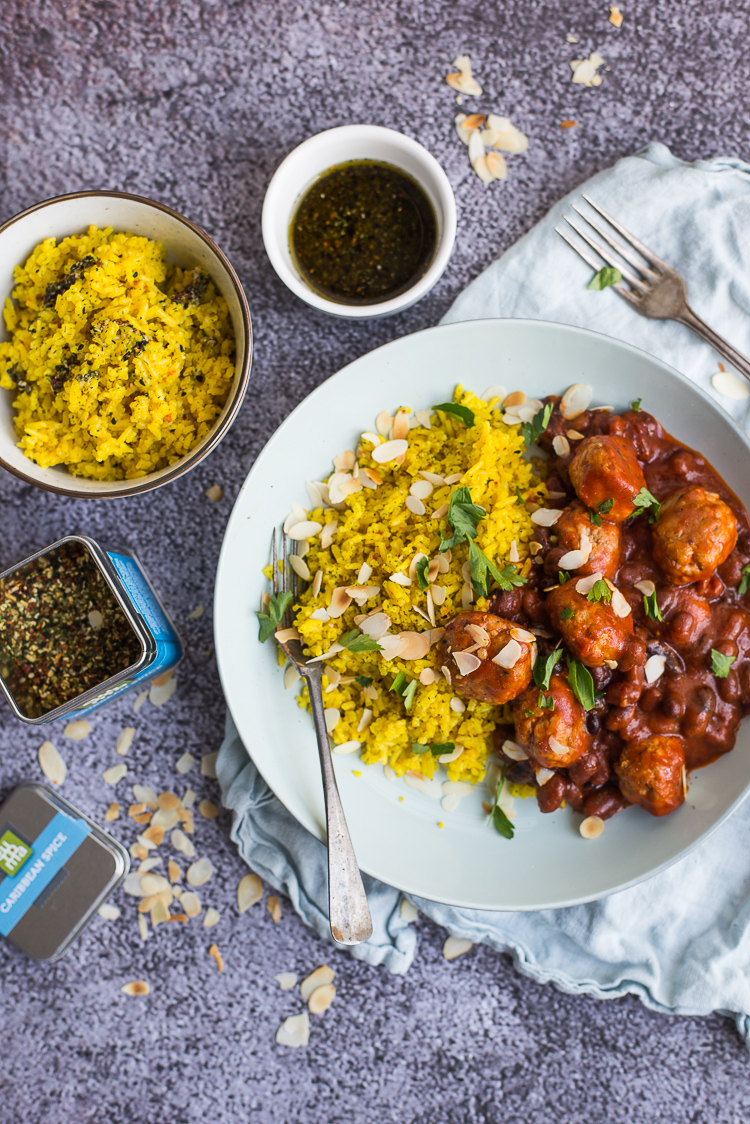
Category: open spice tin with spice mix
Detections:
[{"x1": 0, "y1": 535, "x2": 182, "y2": 723}]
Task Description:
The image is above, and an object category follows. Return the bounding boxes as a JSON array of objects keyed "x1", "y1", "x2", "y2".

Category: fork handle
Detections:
[
  {"x1": 305, "y1": 670, "x2": 373, "y2": 946},
  {"x1": 677, "y1": 306, "x2": 750, "y2": 384}
]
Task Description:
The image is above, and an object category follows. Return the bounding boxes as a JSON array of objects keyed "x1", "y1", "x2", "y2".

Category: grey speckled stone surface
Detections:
[{"x1": 2, "y1": 1, "x2": 750, "y2": 1120}]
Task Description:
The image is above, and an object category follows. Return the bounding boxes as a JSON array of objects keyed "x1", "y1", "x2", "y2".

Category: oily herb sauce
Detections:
[{"x1": 290, "y1": 160, "x2": 437, "y2": 304}]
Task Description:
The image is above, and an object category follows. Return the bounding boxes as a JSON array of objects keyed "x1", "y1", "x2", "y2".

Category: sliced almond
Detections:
[
  {"x1": 115, "y1": 726, "x2": 136, "y2": 756},
  {"x1": 450, "y1": 698, "x2": 466, "y2": 713},
  {"x1": 171, "y1": 828, "x2": 196, "y2": 858},
  {"x1": 199, "y1": 799, "x2": 220, "y2": 819},
  {"x1": 98, "y1": 903, "x2": 121, "y2": 921},
  {"x1": 558, "y1": 548, "x2": 587, "y2": 571},
  {"x1": 276, "y1": 972, "x2": 298, "y2": 990},
  {"x1": 167, "y1": 860, "x2": 182, "y2": 883},
  {"x1": 327, "y1": 586, "x2": 353, "y2": 619},
  {"x1": 332, "y1": 739, "x2": 361, "y2": 756},
  {"x1": 203, "y1": 907, "x2": 220, "y2": 929},
  {"x1": 453, "y1": 650, "x2": 481, "y2": 675},
  {"x1": 287, "y1": 520, "x2": 322, "y2": 541},
  {"x1": 712, "y1": 369, "x2": 749, "y2": 400},
  {"x1": 372, "y1": 438, "x2": 408, "y2": 464},
  {"x1": 609, "y1": 585, "x2": 632, "y2": 618},
  {"x1": 300, "y1": 964, "x2": 335, "y2": 1000},
  {"x1": 634, "y1": 579, "x2": 656, "y2": 596},
  {"x1": 419, "y1": 668, "x2": 438, "y2": 686},
  {"x1": 63, "y1": 719, "x2": 91, "y2": 741},
  {"x1": 121, "y1": 980, "x2": 150, "y2": 996},
  {"x1": 208, "y1": 943, "x2": 224, "y2": 972},
  {"x1": 267, "y1": 895, "x2": 282, "y2": 923},
  {"x1": 308, "y1": 983, "x2": 336, "y2": 1014},
  {"x1": 103, "y1": 763, "x2": 127, "y2": 786},
  {"x1": 38, "y1": 741, "x2": 66, "y2": 786},
  {"x1": 324, "y1": 708, "x2": 340, "y2": 733},
  {"x1": 181, "y1": 890, "x2": 201, "y2": 917},
  {"x1": 580, "y1": 815, "x2": 605, "y2": 839},
  {"x1": 157, "y1": 791, "x2": 180, "y2": 811},
  {"x1": 575, "y1": 571, "x2": 604, "y2": 595},
  {"x1": 375, "y1": 409, "x2": 393, "y2": 437},
  {"x1": 560, "y1": 383, "x2": 593, "y2": 419},
  {"x1": 531, "y1": 508, "x2": 563, "y2": 526},
  {"x1": 443, "y1": 936, "x2": 474, "y2": 961},
  {"x1": 357, "y1": 708, "x2": 373, "y2": 732},
  {"x1": 175, "y1": 752, "x2": 195, "y2": 774},
  {"x1": 485, "y1": 150, "x2": 508, "y2": 179},
  {"x1": 131, "y1": 783, "x2": 158, "y2": 807},
  {"x1": 644, "y1": 654, "x2": 666, "y2": 684},
  {"x1": 201, "y1": 752, "x2": 218, "y2": 778},
  {"x1": 149, "y1": 676, "x2": 177, "y2": 707},
  {"x1": 187, "y1": 857, "x2": 214, "y2": 887},
  {"x1": 276, "y1": 1012, "x2": 310, "y2": 1048},
  {"x1": 552, "y1": 435, "x2": 571, "y2": 457},
  {"x1": 502, "y1": 739, "x2": 528, "y2": 761},
  {"x1": 493, "y1": 639, "x2": 523, "y2": 669}
]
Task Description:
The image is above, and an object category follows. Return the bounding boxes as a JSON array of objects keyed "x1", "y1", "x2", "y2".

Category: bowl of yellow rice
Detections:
[{"x1": 0, "y1": 191, "x2": 252, "y2": 497}]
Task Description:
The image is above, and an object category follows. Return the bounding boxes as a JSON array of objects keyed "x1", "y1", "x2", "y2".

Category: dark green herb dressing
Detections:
[{"x1": 290, "y1": 160, "x2": 437, "y2": 305}]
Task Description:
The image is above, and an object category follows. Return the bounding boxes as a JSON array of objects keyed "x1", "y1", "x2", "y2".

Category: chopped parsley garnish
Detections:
[
  {"x1": 559, "y1": 606, "x2": 575, "y2": 620},
  {"x1": 470, "y1": 542, "x2": 526, "y2": 598},
  {"x1": 390, "y1": 671, "x2": 417, "y2": 711},
  {"x1": 415, "y1": 556, "x2": 430, "y2": 591},
  {"x1": 558, "y1": 570, "x2": 570, "y2": 585},
  {"x1": 439, "y1": 486, "x2": 485, "y2": 552},
  {"x1": 589, "y1": 508, "x2": 602, "y2": 527},
  {"x1": 566, "y1": 656, "x2": 597, "y2": 711},
  {"x1": 589, "y1": 498, "x2": 614, "y2": 527},
  {"x1": 433, "y1": 402, "x2": 475, "y2": 427},
  {"x1": 587, "y1": 578, "x2": 612, "y2": 604},
  {"x1": 515, "y1": 486, "x2": 526, "y2": 506},
  {"x1": 412, "y1": 742, "x2": 455, "y2": 756},
  {"x1": 631, "y1": 398, "x2": 642, "y2": 412},
  {"x1": 587, "y1": 265, "x2": 622, "y2": 290},
  {"x1": 738, "y1": 564, "x2": 750, "y2": 596},
  {"x1": 256, "y1": 591, "x2": 294, "y2": 642},
  {"x1": 339, "y1": 628, "x2": 383, "y2": 653},
  {"x1": 521, "y1": 402, "x2": 554, "y2": 449},
  {"x1": 355, "y1": 676, "x2": 373, "y2": 688},
  {"x1": 643, "y1": 592, "x2": 663, "y2": 621},
  {"x1": 538, "y1": 692, "x2": 555, "y2": 711},
  {"x1": 711, "y1": 649, "x2": 735, "y2": 678},
  {"x1": 489, "y1": 766, "x2": 514, "y2": 840},
  {"x1": 632, "y1": 487, "x2": 661, "y2": 522},
  {"x1": 533, "y1": 647, "x2": 562, "y2": 691}
]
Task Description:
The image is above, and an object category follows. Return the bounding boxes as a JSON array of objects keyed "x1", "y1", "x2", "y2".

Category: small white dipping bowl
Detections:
[
  {"x1": 0, "y1": 191, "x2": 252, "y2": 499},
  {"x1": 262, "y1": 124, "x2": 456, "y2": 319}
]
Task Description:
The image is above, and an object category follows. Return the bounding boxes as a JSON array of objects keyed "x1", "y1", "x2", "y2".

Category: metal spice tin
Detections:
[
  {"x1": 0, "y1": 534, "x2": 182, "y2": 724},
  {"x1": 0, "y1": 782, "x2": 129, "y2": 961}
]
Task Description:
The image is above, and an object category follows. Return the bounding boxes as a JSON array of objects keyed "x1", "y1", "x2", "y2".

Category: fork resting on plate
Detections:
[
  {"x1": 269, "y1": 529, "x2": 373, "y2": 947},
  {"x1": 557, "y1": 194, "x2": 750, "y2": 383}
]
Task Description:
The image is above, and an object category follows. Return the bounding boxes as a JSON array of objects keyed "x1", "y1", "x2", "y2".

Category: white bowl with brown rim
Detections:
[{"x1": 0, "y1": 191, "x2": 252, "y2": 499}]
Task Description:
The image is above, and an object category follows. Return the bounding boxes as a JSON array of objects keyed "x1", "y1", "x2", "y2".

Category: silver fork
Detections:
[
  {"x1": 556, "y1": 194, "x2": 750, "y2": 382},
  {"x1": 268, "y1": 529, "x2": 372, "y2": 946}
]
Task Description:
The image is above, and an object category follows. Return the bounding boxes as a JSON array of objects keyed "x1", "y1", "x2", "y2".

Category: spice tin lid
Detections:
[{"x1": 0, "y1": 782, "x2": 129, "y2": 961}]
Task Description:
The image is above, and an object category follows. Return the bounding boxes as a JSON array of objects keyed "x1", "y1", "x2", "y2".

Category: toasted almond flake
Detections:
[
  {"x1": 324, "y1": 708, "x2": 340, "y2": 734},
  {"x1": 307, "y1": 983, "x2": 335, "y2": 1014},
  {"x1": 391, "y1": 409, "x2": 410, "y2": 440},
  {"x1": 439, "y1": 745, "x2": 465, "y2": 764},
  {"x1": 286, "y1": 555, "x2": 310, "y2": 582},
  {"x1": 575, "y1": 571, "x2": 604, "y2": 595},
  {"x1": 493, "y1": 639, "x2": 523, "y2": 669},
  {"x1": 355, "y1": 561, "x2": 373, "y2": 586},
  {"x1": 547, "y1": 736, "x2": 572, "y2": 760},
  {"x1": 186, "y1": 857, "x2": 214, "y2": 887},
  {"x1": 155, "y1": 790, "x2": 179, "y2": 811},
  {"x1": 711, "y1": 370, "x2": 749, "y2": 399},
  {"x1": 121, "y1": 980, "x2": 150, "y2": 996},
  {"x1": 276, "y1": 1011, "x2": 309, "y2": 1048},
  {"x1": 507, "y1": 539, "x2": 520, "y2": 564},
  {"x1": 113, "y1": 726, "x2": 135, "y2": 757},
  {"x1": 429, "y1": 585, "x2": 446, "y2": 610},
  {"x1": 461, "y1": 583, "x2": 474, "y2": 610},
  {"x1": 181, "y1": 789, "x2": 195, "y2": 809},
  {"x1": 571, "y1": 52, "x2": 605, "y2": 87},
  {"x1": 414, "y1": 410, "x2": 433, "y2": 429},
  {"x1": 63, "y1": 719, "x2": 91, "y2": 741},
  {"x1": 208, "y1": 943, "x2": 224, "y2": 972},
  {"x1": 309, "y1": 608, "x2": 331, "y2": 624},
  {"x1": 396, "y1": 631, "x2": 430, "y2": 661},
  {"x1": 566, "y1": 430, "x2": 585, "y2": 442},
  {"x1": 453, "y1": 651, "x2": 481, "y2": 676},
  {"x1": 400, "y1": 899, "x2": 419, "y2": 924},
  {"x1": 420, "y1": 471, "x2": 446, "y2": 488},
  {"x1": 644, "y1": 654, "x2": 666, "y2": 684},
  {"x1": 440, "y1": 664, "x2": 452, "y2": 685},
  {"x1": 133, "y1": 689, "x2": 148, "y2": 713},
  {"x1": 310, "y1": 570, "x2": 324, "y2": 600},
  {"x1": 266, "y1": 895, "x2": 282, "y2": 923},
  {"x1": 450, "y1": 697, "x2": 466, "y2": 713},
  {"x1": 283, "y1": 503, "x2": 307, "y2": 534},
  {"x1": 558, "y1": 548, "x2": 588, "y2": 570},
  {"x1": 274, "y1": 972, "x2": 297, "y2": 992},
  {"x1": 151, "y1": 807, "x2": 179, "y2": 830},
  {"x1": 300, "y1": 965, "x2": 335, "y2": 1000},
  {"x1": 388, "y1": 571, "x2": 413, "y2": 588},
  {"x1": 419, "y1": 668, "x2": 438, "y2": 686},
  {"x1": 137, "y1": 913, "x2": 149, "y2": 941},
  {"x1": 137, "y1": 857, "x2": 162, "y2": 874},
  {"x1": 38, "y1": 740, "x2": 66, "y2": 786},
  {"x1": 306, "y1": 643, "x2": 345, "y2": 664},
  {"x1": 175, "y1": 752, "x2": 195, "y2": 775},
  {"x1": 132, "y1": 784, "x2": 158, "y2": 809},
  {"x1": 462, "y1": 112, "x2": 488, "y2": 130},
  {"x1": 274, "y1": 627, "x2": 301, "y2": 645},
  {"x1": 202, "y1": 907, "x2": 220, "y2": 929},
  {"x1": 404, "y1": 773, "x2": 444, "y2": 798},
  {"x1": 408, "y1": 552, "x2": 428, "y2": 580},
  {"x1": 609, "y1": 5, "x2": 623, "y2": 26},
  {"x1": 102, "y1": 763, "x2": 127, "y2": 786},
  {"x1": 97, "y1": 903, "x2": 121, "y2": 921},
  {"x1": 332, "y1": 739, "x2": 361, "y2": 756},
  {"x1": 634, "y1": 579, "x2": 656, "y2": 597},
  {"x1": 604, "y1": 659, "x2": 619, "y2": 670},
  {"x1": 104, "y1": 803, "x2": 120, "y2": 822},
  {"x1": 140, "y1": 873, "x2": 169, "y2": 896},
  {"x1": 609, "y1": 585, "x2": 632, "y2": 618},
  {"x1": 332, "y1": 449, "x2": 356, "y2": 473},
  {"x1": 409, "y1": 478, "x2": 435, "y2": 503},
  {"x1": 502, "y1": 390, "x2": 525, "y2": 408},
  {"x1": 552, "y1": 435, "x2": 571, "y2": 457},
  {"x1": 284, "y1": 663, "x2": 302, "y2": 692},
  {"x1": 443, "y1": 936, "x2": 473, "y2": 960},
  {"x1": 327, "y1": 586, "x2": 353, "y2": 618},
  {"x1": 150, "y1": 676, "x2": 177, "y2": 707},
  {"x1": 536, "y1": 768, "x2": 556, "y2": 785},
  {"x1": 580, "y1": 815, "x2": 605, "y2": 839},
  {"x1": 446, "y1": 70, "x2": 482, "y2": 97},
  {"x1": 531, "y1": 508, "x2": 563, "y2": 527},
  {"x1": 560, "y1": 383, "x2": 593, "y2": 419},
  {"x1": 355, "y1": 707, "x2": 373, "y2": 734},
  {"x1": 560, "y1": 118, "x2": 578, "y2": 129},
  {"x1": 171, "y1": 828, "x2": 196, "y2": 858},
  {"x1": 375, "y1": 409, "x2": 393, "y2": 437},
  {"x1": 198, "y1": 799, "x2": 219, "y2": 820},
  {"x1": 320, "y1": 520, "x2": 338, "y2": 548},
  {"x1": 502, "y1": 739, "x2": 528, "y2": 761},
  {"x1": 167, "y1": 860, "x2": 182, "y2": 884},
  {"x1": 201, "y1": 752, "x2": 218, "y2": 778},
  {"x1": 466, "y1": 623, "x2": 490, "y2": 646},
  {"x1": 485, "y1": 150, "x2": 508, "y2": 179},
  {"x1": 372, "y1": 438, "x2": 408, "y2": 464},
  {"x1": 132, "y1": 811, "x2": 152, "y2": 825},
  {"x1": 177, "y1": 891, "x2": 199, "y2": 919}
]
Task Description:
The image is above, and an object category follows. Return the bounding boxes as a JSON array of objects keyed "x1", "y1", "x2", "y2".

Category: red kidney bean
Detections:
[
  {"x1": 536, "y1": 774, "x2": 567, "y2": 814},
  {"x1": 582, "y1": 787, "x2": 626, "y2": 820}
]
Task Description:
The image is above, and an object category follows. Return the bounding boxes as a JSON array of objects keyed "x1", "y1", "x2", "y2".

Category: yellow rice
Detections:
[
  {"x1": 290, "y1": 387, "x2": 547, "y2": 786},
  {"x1": 0, "y1": 226, "x2": 235, "y2": 479}
]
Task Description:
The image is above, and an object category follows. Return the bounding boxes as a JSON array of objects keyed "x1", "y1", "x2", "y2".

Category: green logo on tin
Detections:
[{"x1": 0, "y1": 829, "x2": 32, "y2": 876}]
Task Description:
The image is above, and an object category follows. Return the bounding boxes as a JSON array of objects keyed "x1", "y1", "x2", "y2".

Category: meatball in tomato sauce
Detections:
[
  {"x1": 569, "y1": 434, "x2": 646, "y2": 522},
  {"x1": 436, "y1": 610, "x2": 535, "y2": 705},
  {"x1": 615, "y1": 735, "x2": 686, "y2": 817},
  {"x1": 546, "y1": 500, "x2": 621, "y2": 579},
  {"x1": 546, "y1": 578, "x2": 639, "y2": 669},
  {"x1": 512, "y1": 673, "x2": 592, "y2": 769},
  {"x1": 652, "y1": 486, "x2": 738, "y2": 586}
]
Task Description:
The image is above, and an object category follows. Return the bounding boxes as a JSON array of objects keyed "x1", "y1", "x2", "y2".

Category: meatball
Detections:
[
  {"x1": 547, "y1": 501, "x2": 621, "y2": 579},
  {"x1": 546, "y1": 577, "x2": 634, "y2": 668},
  {"x1": 658, "y1": 589, "x2": 712, "y2": 653},
  {"x1": 436, "y1": 610, "x2": 535, "y2": 705},
  {"x1": 512, "y1": 673, "x2": 592, "y2": 768},
  {"x1": 652, "y1": 486, "x2": 738, "y2": 586},
  {"x1": 569, "y1": 435, "x2": 647, "y2": 522},
  {"x1": 615, "y1": 735, "x2": 686, "y2": 817}
]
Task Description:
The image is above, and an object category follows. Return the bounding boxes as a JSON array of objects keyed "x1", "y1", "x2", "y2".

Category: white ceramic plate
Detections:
[{"x1": 214, "y1": 319, "x2": 750, "y2": 910}]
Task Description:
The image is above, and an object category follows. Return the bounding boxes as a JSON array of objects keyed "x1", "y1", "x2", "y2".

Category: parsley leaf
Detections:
[
  {"x1": 559, "y1": 606, "x2": 575, "y2": 620},
  {"x1": 439, "y1": 486, "x2": 486, "y2": 552},
  {"x1": 390, "y1": 672, "x2": 417, "y2": 711},
  {"x1": 643, "y1": 592, "x2": 663, "y2": 622},
  {"x1": 469, "y1": 541, "x2": 527, "y2": 598},
  {"x1": 558, "y1": 570, "x2": 570, "y2": 584},
  {"x1": 415, "y1": 557, "x2": 430, "y2": 591},
  {"x1": 533, "y1": 647, "x2": 562, "y2": 691},
  {"x1": 566, "y1": 655, "x2": 597, "y2": 711},
  {"x1": 711, "y1": 649, "x2": 735, "y2": 678},
  {"x1": 521, "y1": 402, "x2": 554, "y2": 449},
  {"x1": 538, "y1": 692, "x2": 555, "y2": 711},
  {"x1": 412, "y1": 742, "x2": 455, "y2": 756},
  {"x1": 632, "y1": 487, "x2": 661, "y2": 522},
  {"x1": 339, "y1": 628, "x2": 383, "y2": 653},
  {"x1": 738, "y1": 564, "x2": 750, "y2": 596},
  {"x1": 433, "y1": 402, "x2": 475, "y2": 427},
  {"x1": 587, "y1": 578, "x2": 612, "y2": 604},
  {"x1": 355, "y1": 676, "x2": 373, "y2": 688},
  {"x1": 493, "y1": 804, "x2": 515, "y2": 839},
  {"x1": 631, "y1": 398, "x2": 642, "y2": 412},
  {"x1": 589, "y1": 508, "x2": 602, "y2": 527},
  {"x1": 515, "y1": 486, "x2": 526, "y2": 506},
  {"x1": 256, "y1": 591, "x2": 294, "y2": 642},
  {"x1": 598, "y1": 498, "x2": 614, "y2": 515},
  {"x1": 587, "y1": 266, "x2": 622, "y2": 290}
]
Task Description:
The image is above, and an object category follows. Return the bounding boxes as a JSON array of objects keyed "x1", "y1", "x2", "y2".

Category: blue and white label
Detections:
[
  {"x1": 0, "y1": 811, "x2": 90, "y2": 936},
  {"x1": 106, "y1": 551, "x2": 176, "y2": 641}
]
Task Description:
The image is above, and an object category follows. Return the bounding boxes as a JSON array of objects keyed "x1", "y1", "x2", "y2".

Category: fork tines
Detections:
[{"x1": 555, "y1": 194, "x2": 667, "y2": 292}]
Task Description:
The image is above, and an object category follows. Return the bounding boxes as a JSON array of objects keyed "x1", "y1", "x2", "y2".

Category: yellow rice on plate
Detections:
[
  {"x1": 280, "y1": 387, "x2": 548, "y2": 787},
  {"x1": 0, "y1": 226, "x2": 235, "y2": 480}
]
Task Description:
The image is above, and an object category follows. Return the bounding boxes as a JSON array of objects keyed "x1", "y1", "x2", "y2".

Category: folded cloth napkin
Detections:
[{"x1": 218, "y1": 142, "x2": 750, "y2": 1045}]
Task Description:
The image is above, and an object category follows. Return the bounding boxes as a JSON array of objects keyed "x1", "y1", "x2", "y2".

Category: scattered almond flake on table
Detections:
[
  {"x1": 158, "y1": 791, "x2": 180, "y2": 810},
  {"x1": 275, "y1": 972, "x2": 298, "y2": 991},
  {"x1": 104, "y1": 803, "x2": 120, "y2": 822},
  {"x1": 300, "y1": 965, "x2": 334, "y2": 1000},
  {"x1": 561, "y1": 119, "x2": 578, "y2": 128},
  {"x1": 38, "y1": 741, "x2": 66, "y2": 786},
  {"x1": 609, "y1": 5, "x2": 623, "y2": 26},
  {"x1": 97, "y1": 903, "x2": 121, "y2": 921},
  {"x1": 133, "y1": 784, "x2": 158, "y2": 809},
  {"x1": 446, "y1": 54, "x2": 482, "y2": 97},
  {"x1": 308, "y1": 984, "x2": 336, "y2": 1015},
  {"x1": 121, "y1": 980, "x2": 150, "y2": 996},
  {"x1": 149, "y1": 675, "x2": 177, "y2": 707},
  {"x1": 171, "y1": 828, "x2": 196, "y2": 858},
  {"x1": 203, "y1": 907, "x2": 221, "y2": 929},
  {"x1": 182, "y1": 788, "x2": 196, "y2": 808},
  {"x1": 198, "y1": 799, "x2": 220, "y2": 819},
  {"x1": 238, "y1": 872, "x2": 263, "y2": 912},
  {"x1": 168, "y1": 860, "x2": 182, "y2": 883},
  {"x1": 188, "y1": 604, "x2": 205, "y2": 620},
  {"x1": 201, "y1": 752, "x2": 218, "y2": 779},
  {"x1": 267, "y1": 896, "x2": 282, "y2": 923},
  {"x1": 570, "y1": 51, "x2": 605, "y2": 86},
  {"x1": 175, "y1": 752, "x2": 195, "y2": 775},
  {"x1": 138, "y1": 857, "x2": 162, "y2": 873},
  {"x1": 181, "y1": 890, "x2": 201, "y2": 917},
  {"x1": 63, "y1": 719, "x2": 91, "y2": 741},
  {"x1": 187, "y1": 857, "x2": 214, "y2": 887},
  {"x1": 443, "y1": 936, "x2": 474, "y2": 960},
  {"x1": 133, "y1": 689, "x2": 149, "y2": 714},
  {"x1": 137, "y1": 914, "x2": 149, "y2": 941},
  {"x1": 712, "y1": 369, "x2": 749, "y2": 399},
  {"x1": 208, "y1": 943, "x2": 224, "y2": 972},
  {"x1": 205, "y1": 484, "x2": 223, "y2": 502},
  {"x1": 102, "y1": 763, "x2": 127, "y2": 786},
  {"x1": 276, "y1": 1012, "x2": 310, "y2": 1048},
  {"x1": 566, "y1": 33, "x2": 579, "y2": 42},
  {"x1": 116, "y1": 727, "x2": 136, "y2": 756},
  {"x1": 580, "y1": 814, "x2": 605, "y2": 839},
  {"x1": 400, "y1": 899, "x2": 419, "y2": 923}
]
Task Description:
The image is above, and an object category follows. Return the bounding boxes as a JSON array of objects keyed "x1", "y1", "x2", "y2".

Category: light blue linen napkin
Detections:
[{"x1": 218, "y1": 142, "x2": 750, "y2": 1044}]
